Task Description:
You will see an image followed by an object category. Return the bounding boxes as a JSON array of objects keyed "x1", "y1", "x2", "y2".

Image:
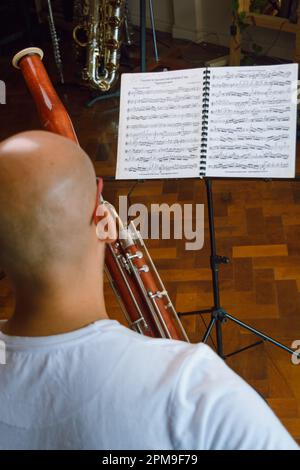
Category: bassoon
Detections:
[{"x1": 12, "y1": 47, "x2": 189, "y2": 342}]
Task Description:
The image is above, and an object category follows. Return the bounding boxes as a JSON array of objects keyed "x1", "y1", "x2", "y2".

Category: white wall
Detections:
[
  {"x1": 172, "y1": 0, "x2": 231, "y2": 43},
  {"x1": 172, "y1": 0, "x2": 199, "y2": 41},
  {"x1": 128, "y1": 0, "x2": 174, "y2": 33}
]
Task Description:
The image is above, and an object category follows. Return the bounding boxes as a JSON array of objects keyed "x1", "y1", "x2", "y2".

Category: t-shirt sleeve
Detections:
[{"x1": 169, "y1": 344, "x2": 299, "y2": 450}]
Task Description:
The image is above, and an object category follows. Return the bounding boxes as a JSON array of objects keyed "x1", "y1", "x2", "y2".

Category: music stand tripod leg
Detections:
[{"x1": 222, "y1": 311, "x2": 300, "y2": 359}]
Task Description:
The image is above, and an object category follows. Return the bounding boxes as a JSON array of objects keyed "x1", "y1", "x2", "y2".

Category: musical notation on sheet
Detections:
[
  {"x1": 206, "y1": 64, "x2": 298, "y2": 178},
  {"x1": 116, "y1": 64, "x2": 297, "y2": 181},
  {"x1": 116, "y1": 69, "x2": 203, "y2": 179}
]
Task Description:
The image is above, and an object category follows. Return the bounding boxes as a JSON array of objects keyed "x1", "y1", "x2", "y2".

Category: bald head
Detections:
[{"x1": 0, "y1": 131, "x2": 99, "y2": 283}]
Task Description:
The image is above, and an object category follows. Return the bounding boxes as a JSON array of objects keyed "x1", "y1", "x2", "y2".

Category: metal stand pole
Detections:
[
  {"x1": 179, "y1": 178, "x2": 300, "y2": 361},
  {"x1": 206, "y1": 178, "x2": 226, "y2": 357},
  {"x1": 140, "y1": 0, "x2": 147, "y2": 72},
  {"x1": 149, "y1": 0, "x2": 159, "y2": 62}
]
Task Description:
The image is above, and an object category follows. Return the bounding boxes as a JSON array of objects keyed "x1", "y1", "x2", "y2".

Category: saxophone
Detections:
[{"x1": 73, "y1": 0, "x2": 125, "y2": 91}]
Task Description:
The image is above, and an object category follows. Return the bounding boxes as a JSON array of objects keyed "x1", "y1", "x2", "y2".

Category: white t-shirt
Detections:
[{"x1": 0, "y1": 319, "x2": 298, "y2": 450}]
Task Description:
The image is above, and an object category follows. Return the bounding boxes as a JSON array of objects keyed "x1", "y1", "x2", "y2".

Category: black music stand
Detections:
[{"x1": 178, "y1": 178, "x2": 300, "y2": 360}]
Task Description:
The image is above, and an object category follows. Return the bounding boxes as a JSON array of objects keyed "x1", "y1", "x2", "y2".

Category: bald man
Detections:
[{"x1": 0, "y1": 131, "x2": 298, "y2": 450}]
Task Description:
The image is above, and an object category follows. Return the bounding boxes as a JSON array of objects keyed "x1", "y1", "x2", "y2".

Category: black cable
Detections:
[{"x1": 263, "y1": 18, "x2": 287, "y2": 57}]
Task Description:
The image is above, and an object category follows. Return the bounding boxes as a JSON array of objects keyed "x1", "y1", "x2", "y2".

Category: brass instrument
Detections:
[{"x1": 73, "y1": 0, "x2": 125, "y2": 91}]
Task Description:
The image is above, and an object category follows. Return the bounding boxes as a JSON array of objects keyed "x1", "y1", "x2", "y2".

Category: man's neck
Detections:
[{"x1": 1, "y1": 273, "x2": 108, "y2": 337}]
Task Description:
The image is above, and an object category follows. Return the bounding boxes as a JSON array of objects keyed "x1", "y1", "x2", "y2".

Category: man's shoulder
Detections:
[{"x1": 99, "y1": 321, "x2": 234, "y2": 387}]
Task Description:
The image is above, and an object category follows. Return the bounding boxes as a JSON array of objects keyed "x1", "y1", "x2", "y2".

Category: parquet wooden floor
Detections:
[{"x1": 0, "y1": 31, "x2": 299, "y2": 444}]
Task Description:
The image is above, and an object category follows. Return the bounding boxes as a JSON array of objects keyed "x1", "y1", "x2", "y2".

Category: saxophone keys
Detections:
[
  {"x1": 108, "y1": 17, "x2": 122, "y2": 28},
  {"x1": 109, "y1": 0, "x2": 124, "y2": 7},
  {"x1": 105, "y1": 39, "x2": 120, "y2": 50},
  {"x1": 106, "y1": 62, "x2": 118, "y2": 73}
]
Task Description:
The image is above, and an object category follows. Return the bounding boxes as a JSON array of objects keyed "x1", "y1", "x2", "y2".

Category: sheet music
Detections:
[
  {"x1": 116, "y1": 69, "x2": 204, "y2": 179},
  {"x1": 206, "y1": 64, "x2": 298, "y2": 178}
]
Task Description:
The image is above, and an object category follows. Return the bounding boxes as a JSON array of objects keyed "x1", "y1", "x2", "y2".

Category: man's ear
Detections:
[{"x1": 94, "y1": 204, "x2": 117, "y2": 244}]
